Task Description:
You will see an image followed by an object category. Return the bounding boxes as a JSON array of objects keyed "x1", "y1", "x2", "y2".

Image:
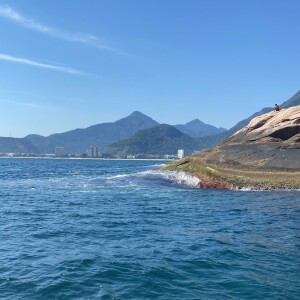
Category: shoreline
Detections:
[
  {"x1": 0, "y1": 156, "x2": 173, "y2": 161},
  {"x1": 164, "y1": 157, "x2": 300, "y2": 190}
]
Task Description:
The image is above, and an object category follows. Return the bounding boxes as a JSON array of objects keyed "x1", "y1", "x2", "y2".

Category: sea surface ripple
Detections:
[{"x1": 0, "y1": 158, "x2": 299, "y2": 299}]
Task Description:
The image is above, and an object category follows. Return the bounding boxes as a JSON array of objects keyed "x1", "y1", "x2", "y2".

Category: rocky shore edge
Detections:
[
  {"x1": 163, "y1": 156, "x2": 300, "y2": 190},
  {"x1": 163, "y1": 106, "x2": 300, "y2": 190}
]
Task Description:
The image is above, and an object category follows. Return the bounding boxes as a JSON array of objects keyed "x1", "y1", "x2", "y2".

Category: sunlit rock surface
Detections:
[
  {"x1": 226, "y1": 106, "x2": 300, "y2": 144},
  {"x1": 167, "y1": 106, "x2": 300, "y2": 189},
  {"x1": 199, "y1": 106, "x2": 300, "y2": 170}
]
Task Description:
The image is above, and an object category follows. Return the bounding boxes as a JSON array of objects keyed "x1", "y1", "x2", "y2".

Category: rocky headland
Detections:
[{"x1": 165, "y1": 105, "x2": 300, "y2": 190}]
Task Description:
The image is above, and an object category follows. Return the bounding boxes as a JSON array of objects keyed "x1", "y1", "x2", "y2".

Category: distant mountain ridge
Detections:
[
  {"x1": 0, "y1": 137, "x2": 38, "y2": 154},
  {"x1": 174, "y1": 119, "x2": 226, "y2": 138},
  {"x1": 107, "y1": 124, "x2": 201, "y2": 156},
  {"x1": 26, "y1": 111, "x2": 159, "y2": 154},
  {"x1": 109, "y1": 90, "x2": 300, "y2": 155},
  {"x1": 195, "y1": 90, "x2": 300, "y2": 149},
  {"x1": 0, "y1": 90, "x2": 299, "y2": 154},
  {"x1": 24, "y1": 111, "x2": 226, "y2": 154},
  {"x1": 281, "y1": 90, "x2": 300, "y2": 108}
]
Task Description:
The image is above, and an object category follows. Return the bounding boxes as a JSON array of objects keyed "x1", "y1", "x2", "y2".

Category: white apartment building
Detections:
[
  {"x1": 178, "y1": 149, "x2": 184, "y2": 159},
  {"x1": 89, "y1": 145, "x2": 99, "y2": 157}
]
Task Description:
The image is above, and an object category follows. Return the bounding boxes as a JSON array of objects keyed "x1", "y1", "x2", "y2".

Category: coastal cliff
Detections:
[{"x1": 166, "y1": 106, "x2": 300, "y2": 190}]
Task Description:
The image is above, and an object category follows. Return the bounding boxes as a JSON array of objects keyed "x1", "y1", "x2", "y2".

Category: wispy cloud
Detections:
[
  {"x1": 0, "y1": 5, "x2": 116, "y2": 51},
  {"x1": 0, "y1": 53, "x2": 84, "y2": 75},
  {"x1": 11, "y1": 100, "x2": 57, "y2": 110}
]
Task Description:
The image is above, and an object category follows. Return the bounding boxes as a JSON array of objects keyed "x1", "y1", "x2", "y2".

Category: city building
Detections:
[
  {"x1": 55, "y1": 147, "x2": 64, "y2": 157},
  {"x1": 178, "y1": 149, "x2": 184, "y2": 159},
  {"x1": 88, "y1": 145, "x2": 99, "y2": 157}
]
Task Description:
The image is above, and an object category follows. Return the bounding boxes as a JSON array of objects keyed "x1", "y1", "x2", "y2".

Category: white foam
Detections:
[
  {"x1": 237, "y1": 186, "x2": 255, "y2": 191},
  {"x1": 136, "y1": 170, "x2": 200, "y2": 188},
  {"x1": 150, "y1": 163, "x2": 167, "y2": 168},
  {"x1": 106, "y1": 174, "x2": 129, "y2": 179},
  {"x1": 105, "y1": 169, "x2": 200, "y2": 188}
]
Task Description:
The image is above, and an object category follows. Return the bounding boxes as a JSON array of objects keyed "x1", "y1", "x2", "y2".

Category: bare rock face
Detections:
[
  {"x1": 200, "y1": 105, "x2": 300, "y2": 170},
  {"x1": 225, "y1": 106, "x2": 300, "y2": 144},
  {"x1": 169, "y1": 105, "x2": 300, "y2": 189}
]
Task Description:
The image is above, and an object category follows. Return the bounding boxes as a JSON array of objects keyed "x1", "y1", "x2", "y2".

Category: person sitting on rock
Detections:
[{"x1": 274, "y1": 104, "x2": 280, "y2": 111}]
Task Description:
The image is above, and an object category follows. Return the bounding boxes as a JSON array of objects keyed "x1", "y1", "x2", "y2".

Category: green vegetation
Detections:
[
  {"x1": 164, "y1": 157, "x2": 300, "y2": 190},
  {"x1": 1, "y1": 90, "x2": 300, "y2": 155},
  {"x1": 107, "y1": 124, "x2": 202, "y2": 155},
  {"x1": 25, "y1": 111, "x2": 159, "y2": 154}
]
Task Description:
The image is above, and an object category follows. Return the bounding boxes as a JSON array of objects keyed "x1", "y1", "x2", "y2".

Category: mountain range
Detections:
[
  {"x1": 0, "y1": 137, "x2": 38, "y2": 154},
  {"x1": 0, "y1": 112, "x2": 226, "y2": 154},
  {"x1": 25, "y1": 111, "x2": 159, "y2": 154},
  {"x1": 1, "y1": 90, "x2": 299, "y2": 155},
  {"x1": 174, "y1": 120, "x2": 226, "y2": 138},
  {"x1": 107, "y1": 124, "x2": 202, "y2": 156},
  {"x1": 107, "y1": 90, "x2": 300, "y2": 155}
]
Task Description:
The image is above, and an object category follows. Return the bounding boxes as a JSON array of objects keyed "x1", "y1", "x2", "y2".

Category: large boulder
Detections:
[
  {"x1": 166, "y1": 105, "x2": 300, "y2": 189},
  {"x1": 200, "y1": 105, "x2": 300, "y2": 170},
  {"x1": 225, "y1": 106, "x2": 300, "y2": 144}
]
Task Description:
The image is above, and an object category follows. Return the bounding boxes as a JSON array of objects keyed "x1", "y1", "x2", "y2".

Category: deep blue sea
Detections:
[{"x1": 0, "y1": 158, "x2": 299, "y2": 299}]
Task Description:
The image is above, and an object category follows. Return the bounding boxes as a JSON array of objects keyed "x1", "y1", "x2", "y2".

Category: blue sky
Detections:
[{"x1": 0, "y1": 0, "x2": 299, "y2": 137}]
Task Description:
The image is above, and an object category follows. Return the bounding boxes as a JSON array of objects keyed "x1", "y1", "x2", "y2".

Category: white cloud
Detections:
[
  {"x1": 0, "y1": 53, "x2": 84, "y2": 75},
  {"x1": 0, "y1": 5, "x2": 116, "y2": 51},
  {"x1": 6, "y1": 99, "x2": 57, "y2": 110}
]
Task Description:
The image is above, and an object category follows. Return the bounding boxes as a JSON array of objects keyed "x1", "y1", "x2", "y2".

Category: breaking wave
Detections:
[{"x1": 107, "y1": 170, "x2": 200, "y2": 188}]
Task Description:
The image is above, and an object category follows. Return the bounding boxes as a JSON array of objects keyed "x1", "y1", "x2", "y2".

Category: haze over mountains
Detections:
[
  {"x1": 107, "y1": 90, "x2": 300, "y2": 155},
  {"x1": 174, "y1": 120, "x2": 226, "y2": 138},
  {"x1": 107, "y1": 124, "x2": 202, "y2": 156},
  {"x1": 0, "y1": 111, "x2": 227, "y2": 155},
  {"x1": 0, "y1": 90, "x2": 299, "y2": 155},
  {"x1": 25, "y1": 111, "x2": 159, "y2": 154},
  {"x1": 0, "y1": 137, "x2": 38, "y2": 154}
]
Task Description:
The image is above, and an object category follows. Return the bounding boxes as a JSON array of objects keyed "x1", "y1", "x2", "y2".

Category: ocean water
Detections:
[{"x1": 0, "y1": 158, "x2": 299, "y2": 299}]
